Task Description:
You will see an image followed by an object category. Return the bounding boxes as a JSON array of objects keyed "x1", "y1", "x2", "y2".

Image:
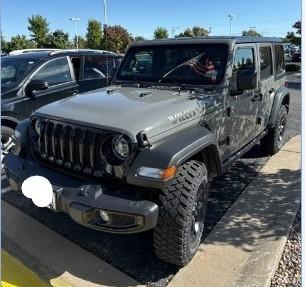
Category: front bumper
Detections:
[{"x1": 3, "y1": 153, "x2": 159, "y2": 234}]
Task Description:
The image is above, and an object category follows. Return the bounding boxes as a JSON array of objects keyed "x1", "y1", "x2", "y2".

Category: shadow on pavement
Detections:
[{"x1": 202, "y1": 168, "x2": 300, "y2": 252}]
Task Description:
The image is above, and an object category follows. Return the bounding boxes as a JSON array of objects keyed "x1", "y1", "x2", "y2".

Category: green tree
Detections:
[
  {"x1": 242, "y1": 29, "x2": 262, "y2": 36},
  {"x1": 284, "y1": 20, "x2": 301, "y2": 46},
  {"x1": 177, "y1": 26, "x2": 209, "y2": 37},
  {"x1": 6, "y1": 35, "x2": 36, "y2": 52},
  {"x1": 28, "y1": 14, "x2": 49, "y2": 47},
  {"x1": 1, "y1": 34, "x2": 9, "y2": 54},
  {"x1": 101, "y1": 25, "x2": 133, "y2": 53},
  {"x1": 45, "y1": 30, "x2": 71, "y2": 49},
  {"x1": 134, "y1": 36, "x2": 146, "y2": 42},
  {"x1": 293, "y1": 20, "x2": 301, "y2": 35},
  {"x1": 154, "y1": 27, "x2": 169, "y2": 39},
  {"x1": 86, "y1": 19, "x2": 102, "y2": 49}
]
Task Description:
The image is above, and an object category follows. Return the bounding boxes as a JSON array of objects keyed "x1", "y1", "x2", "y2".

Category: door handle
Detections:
[
  {"x1": 252, "y1": 93, "x2": 263, "y2": 102},
  {"x1": 67, "y1": 90, "x2": 78, "y2": 96}
]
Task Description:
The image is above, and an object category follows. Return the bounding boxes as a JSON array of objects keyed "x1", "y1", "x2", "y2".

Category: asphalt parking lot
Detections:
[{"x1": 1, "y1": 72, "x2": 301, "y2": 286}]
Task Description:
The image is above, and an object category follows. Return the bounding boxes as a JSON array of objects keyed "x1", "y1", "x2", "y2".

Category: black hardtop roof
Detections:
[{"x1": 131, "y1": 36, "x2": 282, "y2": 47}]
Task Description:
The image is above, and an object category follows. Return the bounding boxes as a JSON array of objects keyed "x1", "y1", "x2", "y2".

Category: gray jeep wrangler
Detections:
[{"x1": 4, "y1": 37, "x2": 289, "y2": 266}]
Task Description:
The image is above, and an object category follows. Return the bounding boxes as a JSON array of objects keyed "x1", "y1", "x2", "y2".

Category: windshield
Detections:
[
  {"x1": 1, "y1": 57, "x2": 40, "y2": 90},
  {"x1": 116, "y1": 44, "x2": 228, "y2": 86}
]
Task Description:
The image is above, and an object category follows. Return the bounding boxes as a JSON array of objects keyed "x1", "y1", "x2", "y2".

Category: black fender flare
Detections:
[
  {"x1": 268, "y1": 87, "x2": 290, "y2": 128},
  {"x1": 127, "y1": 126, "x2": 222, "y2": 189},
  {"x1": 1, "y1": 113, "x2": 21, "y2": 130}
]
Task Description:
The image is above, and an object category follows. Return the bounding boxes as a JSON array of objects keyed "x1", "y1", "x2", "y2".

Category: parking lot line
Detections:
[
  {"x1": 169, "y1": 135, "x2": 301, "y2": 287},
  {"x1": 2, "y1": 201, "x2": 142, "y2": 287},
  {"x1": 1, "y1": 249, "x2": 49, "y2": 287}
]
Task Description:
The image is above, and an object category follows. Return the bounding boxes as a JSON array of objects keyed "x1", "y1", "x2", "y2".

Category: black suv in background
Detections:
[{"x1": 1, "y1": 49, "x2": 122, "y2": 158}]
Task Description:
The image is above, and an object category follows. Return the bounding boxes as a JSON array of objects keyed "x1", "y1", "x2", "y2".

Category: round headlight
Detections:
[{"x1": 112, "y1": 136, "x2": 130, "y2": 159}]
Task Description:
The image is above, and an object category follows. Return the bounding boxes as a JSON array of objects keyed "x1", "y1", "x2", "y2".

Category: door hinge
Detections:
[
  {"x1": 224, "y1": 107, "x2": 231, "y2": 117},
  {"x1": 256, "y1": 117, "x2": 262, "y2": 125},
  {"x1": 219, "y1": 136, "x2": 231, "y2": 146}
]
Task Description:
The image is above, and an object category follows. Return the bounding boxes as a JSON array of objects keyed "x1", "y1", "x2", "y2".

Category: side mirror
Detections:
[
  {"x1": 237, "y1": 70, "x2": 257, "y2": 91},
  {"x1": 25, "y1": 79, "x2": 48, "y2": 97}
]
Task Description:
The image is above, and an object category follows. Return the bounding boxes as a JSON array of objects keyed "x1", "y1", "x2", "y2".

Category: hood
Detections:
[{"x1": 35, "y1": 86, "x2": 222, "y2": 141}]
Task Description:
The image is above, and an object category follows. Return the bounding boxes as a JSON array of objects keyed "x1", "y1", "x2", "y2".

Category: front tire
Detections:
[
  {"x1": 154, "y1": 160, "x2": 208, "y2": 266},
  {"x1": 1, "y1": 125, "x2": 15, "y2": 156},
  {"x1": 261, "y1": 105, "x2": 288, "y2": 155}
]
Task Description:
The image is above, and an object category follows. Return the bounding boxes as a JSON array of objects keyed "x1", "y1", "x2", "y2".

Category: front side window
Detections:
[
  {"x1": 1, "y1": 57, "x2": 39, "y2": 91},
  {"x1": 84, "y1": 56, "x2": 116, "y2": 79},
  {"x1": 259, "y1": 46, "x2": 273, "y2": 80},
  {"x1": 116, "y1": 44, "x2": 229, "y2": 85},
  {"x1": 274, "y1": 45, "x2": 285, "y2": 75},
  {"x1": 230, "y1": 47, "x2": 255, "y2": 91},
  {"x1": 233, "y1": 47, "x2": 255, "y2": 72},
  {"x1": 32, "y1": 57, "x2": 72, "y2": 86}
]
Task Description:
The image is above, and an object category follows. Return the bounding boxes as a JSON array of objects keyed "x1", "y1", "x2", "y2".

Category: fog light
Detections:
[{"x1": 99, "y1": 210, "x2": 110, "y2": 223}]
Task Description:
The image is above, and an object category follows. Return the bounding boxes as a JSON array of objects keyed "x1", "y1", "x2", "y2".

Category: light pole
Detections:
[
  {"x1": 228, "y1": 14, "x2": 235, "y2": 36},
  {"x1": 103, "y1": 0, "x2": 108, "y2": 27},
  {"x1": 69, "y1": 17, "x2": 80, "y2": 50}
]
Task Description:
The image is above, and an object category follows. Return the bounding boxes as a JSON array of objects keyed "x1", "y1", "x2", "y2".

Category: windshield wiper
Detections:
[{"x1": 158, "y1": 53, "x2": 204, "y2": 83}]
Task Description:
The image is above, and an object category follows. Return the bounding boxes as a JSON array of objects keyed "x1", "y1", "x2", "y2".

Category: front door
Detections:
[
  {"x1": 226, "y1": 44, "x2": 260, "y2": 154},
  {"x1": 24, "y1": 56, "x2": 79, "y2": 114}
]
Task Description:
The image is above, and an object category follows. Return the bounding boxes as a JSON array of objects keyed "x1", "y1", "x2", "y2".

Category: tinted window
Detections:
[
  {"x1": 230, "y1": 47, "x2": 255, "y2": 91},
  {"x1": 84, "y1": 56, "x2": 116, "y2": 79},
  {"x1": 32, "y1": 57, "x2": 72, "y2": 86},
  {"x1": 260, "y1": 46, "x2": 273, "y2": 80},
  {"x1": 116, "y1": 44, "x2": 229, "y2": 85},
  {"x1": 1, "y1": 57, "x2": 39, "y2": 91},
  {"x1": 233, "y1": 47, "x2": 255, "y2": 72},
  {"x1": 274, "y1": 45, "x2": 285, "y2": 75}
]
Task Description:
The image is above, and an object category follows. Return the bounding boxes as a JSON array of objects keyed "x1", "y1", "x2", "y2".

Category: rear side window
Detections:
[
  {"x1": 274, "y1": 45, "x2": 285, "y2": 75},
  {"x1": 84, "y1": 56, "x2": 116, "y2": 79},
  {"x1": 32, "y1": 57, "x2": 72, "y2": 86},
  {"x1": 259, "y1": 46, "x2": 273, "y2": 80}
]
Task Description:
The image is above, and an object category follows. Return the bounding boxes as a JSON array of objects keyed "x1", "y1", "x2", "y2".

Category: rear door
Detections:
[
  {"x1": 256, "y1": 44, "x2": 276, "y2": 131},
  {"x1": 24, "y1": 56, "x2": 79, "y2": 114},
  {"x1": 79, "y1": 55, "x2": 116, "y2": 93}
]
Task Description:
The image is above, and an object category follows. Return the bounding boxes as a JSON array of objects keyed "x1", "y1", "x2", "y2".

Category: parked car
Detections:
[
  {"x1": 4, "y1": 37, "x2": 289, "y2": 266},
  {"x1": 1, "y1": 49, "x2": 122, "y2": 158},
  {"x1": 292, "y1": 51, "x2": 301, "y2": 62}
]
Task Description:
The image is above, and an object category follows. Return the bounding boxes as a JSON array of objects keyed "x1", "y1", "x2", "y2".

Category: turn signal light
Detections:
[{"x1": 161, "y1": 166, "x2": 178, "y2": 180}]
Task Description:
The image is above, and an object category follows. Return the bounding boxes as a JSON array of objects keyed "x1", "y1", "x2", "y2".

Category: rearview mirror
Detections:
[
  {"x1": 236, "y1": 70, "x2": 257, "y2": 91},
  {"x1": 25, "y1": 79, "x2": 48, "y2": 97}
]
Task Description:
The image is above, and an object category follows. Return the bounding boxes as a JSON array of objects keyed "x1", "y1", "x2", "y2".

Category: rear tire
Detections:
[
  {"x1": 154, "y1": 160, "x2": 208, "y2": 266},
  {"x1": 261, "y1": 105, "x2": 288, "y2": 155}
]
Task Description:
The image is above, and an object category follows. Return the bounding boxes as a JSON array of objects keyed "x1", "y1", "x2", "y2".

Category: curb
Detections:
[
  {"x1": 1, "y1": 250, "x2": 49, "y2": 287},
  {"x1": 169, "y1": 136, "x2": 301, "y2": 287}
]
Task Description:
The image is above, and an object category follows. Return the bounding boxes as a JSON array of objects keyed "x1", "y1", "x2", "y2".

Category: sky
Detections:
[{"x1": 1, "y1": 0, "x2": 301, "y2": 41}]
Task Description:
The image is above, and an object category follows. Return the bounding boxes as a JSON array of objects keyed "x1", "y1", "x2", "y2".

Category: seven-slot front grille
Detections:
[{"x1": 31, "y1": 118, "x2": 124, "y2": 178}]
